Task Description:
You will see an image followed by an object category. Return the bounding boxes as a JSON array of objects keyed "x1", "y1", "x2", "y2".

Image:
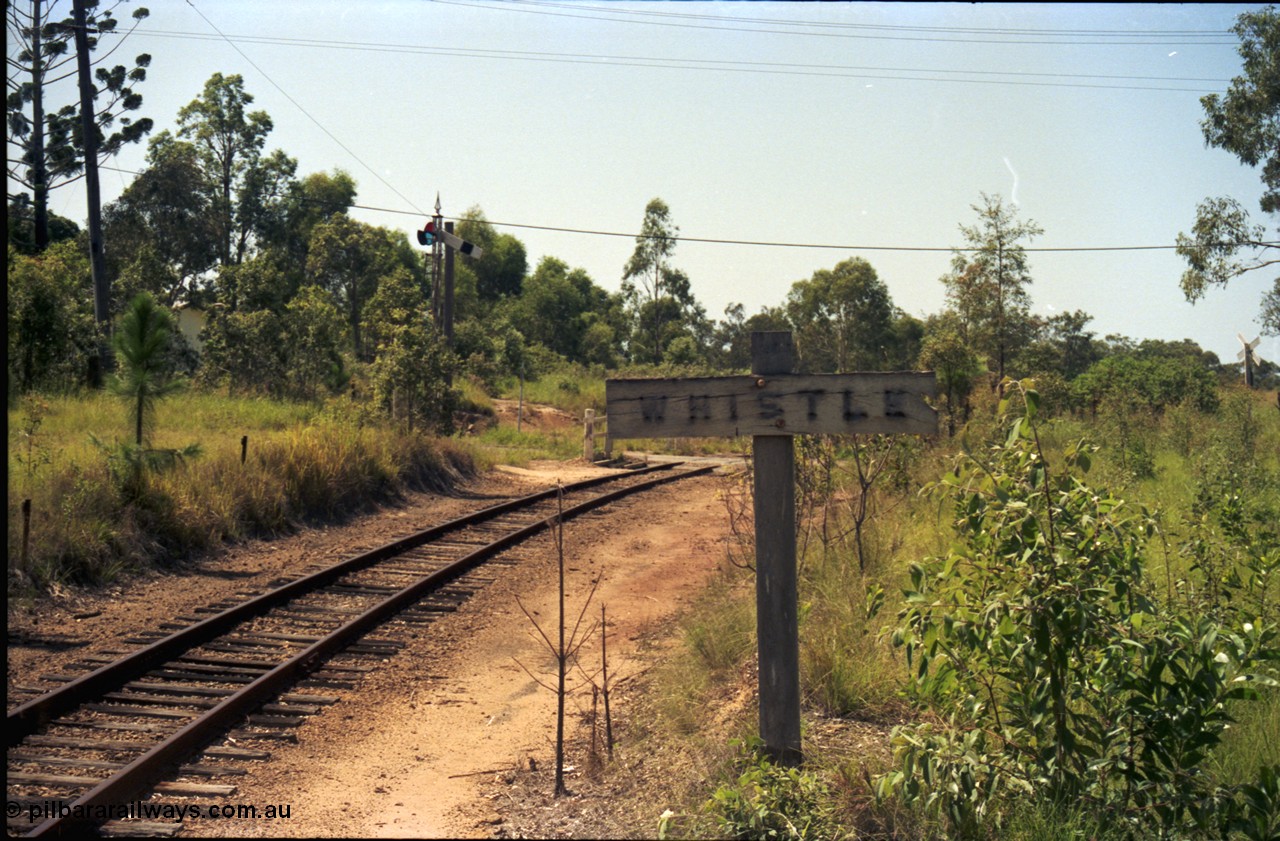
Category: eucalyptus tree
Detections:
[
  {"x1": 102, "y1": 138, "x2": 219, "y2": 308},
  {"x1": 786, "y1": 257, "x2": 896, "y2": 373},
  {"x1": 455, "y1": 206, "x2": 527, "y2": 301},
  {"x1": 508, "y1": 256, "x2": 614, "y2": 363},
  {"x1": 712, "y1": 304, "x2": 792, "y2": 371},
  {"x1": 262, "y1": 168, "x2": 357, "y2": 267},
  {"x1": 1177, "y1": 6, "x2": 1280, "y2": 335},
  {"x1": 942, "y1": 193, "x2": 1043, "y2": 386},
  {"x1": 306, "y1": 215, "x2": 421, "y2": 361},
  {"x1": 168, "y1": 73, "x2": 295, "y2": 268},
  {"x1": 919, "y1": 311, "x2": 983, "y2": 434},
  {"x1": 1019, "y1": 309, "x2": 1102, "y2": 382},
  {"x1": 622, "y1": 197, "x2": 680, "y2": 364}
]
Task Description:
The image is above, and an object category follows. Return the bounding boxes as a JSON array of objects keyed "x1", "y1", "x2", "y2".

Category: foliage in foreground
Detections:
[
  {"x1": 698, "y1": 737, "x2": 845, "y2": 841},
  {"x1": 879, "y1": 381, "x2": 1279, "y2": 839}
]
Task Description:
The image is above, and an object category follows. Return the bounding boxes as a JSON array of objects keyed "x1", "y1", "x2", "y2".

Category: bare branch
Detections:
[
  {"x1": 566, "y1": 573, "x2": 602, "y2": 651},
  {"x1": 511, "y1": 656, "x2": 559, "y2": 695},
  {"x1": 514, "y1": 595, "x2": 558, "y2": 655},
  {"x1": 565, "y1": 619, "x2": 600, "y2": 661}
]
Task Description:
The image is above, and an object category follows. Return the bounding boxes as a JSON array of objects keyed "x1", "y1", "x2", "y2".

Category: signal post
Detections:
[{"x1": 416, "y1": 197, "x2": 484, "y2": 385}]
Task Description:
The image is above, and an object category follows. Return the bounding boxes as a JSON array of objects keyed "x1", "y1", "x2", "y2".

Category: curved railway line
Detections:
[{"x1": 6, "y1": 462, "x2": 715, "y2": 837}]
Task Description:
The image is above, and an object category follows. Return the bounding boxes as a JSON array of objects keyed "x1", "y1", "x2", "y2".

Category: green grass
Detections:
[
  {"x1": 469, "y1": 423, "x2": 581, "y2": 466},
  {"x1": 8, "y1": 390, "x2": 475, "y2": 597},
  {"x1": 1211, "y1": 691, "x2": 1280, "y2": 787},
  {"x1": 500, "y1": 364, "x2": 605, "y2": 419},
  {"x1": 456, "y1": 376, "x2": 495, "y2": 415},
  {"x1": 997, "y1": 801, "x2": 1131, "y2": 841}
]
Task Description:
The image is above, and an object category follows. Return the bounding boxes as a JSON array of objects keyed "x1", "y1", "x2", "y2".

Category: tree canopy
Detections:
[
  {"x1": 786, "y1": 257, "x2": 895, "y2": 373},
  {"x1": 7, "y1": 0, "x2": 153, "y2": 250},
  {"x1": 941, "y1": 193, "x2": 1043, "y2": 384},
  {"x1": 1177, "y1": 6, "x2": 1280, "y2": 335},
  {"x1": 170, "y1": 73, "x2": 292, "y2": 268}
]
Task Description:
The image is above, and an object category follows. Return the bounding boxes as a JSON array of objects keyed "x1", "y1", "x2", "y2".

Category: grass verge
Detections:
[{"x1": 8, "y1": 391, "x2": 476, "y2": 598}]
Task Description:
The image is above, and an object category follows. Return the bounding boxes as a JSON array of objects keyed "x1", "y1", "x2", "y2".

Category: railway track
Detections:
[{"x1": 6, "y1": 462, "x2": 715, "y2": 837}]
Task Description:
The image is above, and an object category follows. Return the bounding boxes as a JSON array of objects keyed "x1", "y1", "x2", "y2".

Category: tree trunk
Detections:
[
  {"x1": 31, "y1": 0, "x2": 50, "y2": 251},
  {"x1": 652, "y1": 262, "x2": 662, "y2": 365},
  {"x1": 995, "y1": 240, "x2": 1007, "y2": 391},
  {"x1": 74, "y1": 0, "x2": 110, "y2": 385},
  {"x1": 135, "y1": 389, "x2": 144, "y2": 447}
]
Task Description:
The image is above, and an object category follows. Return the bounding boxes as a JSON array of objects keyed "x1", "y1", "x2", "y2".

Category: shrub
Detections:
[
  {"x1": 706, "y1": 738, "x2": 845, "y2": 840},
  {"x1": 879, "y1": 379, "x2": 1278, "y2": 839},
  {"x1": 7, "y1": 241, "x2": 97, "y2": 393}
]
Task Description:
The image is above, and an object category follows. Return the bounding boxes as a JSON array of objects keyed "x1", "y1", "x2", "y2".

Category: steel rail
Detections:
[
  {"x1": 7, "y1": 462, "x2": 676, "y2": 743},
  {"x1": 22, "y1": 462, "x2": 715, "y2": 837}
]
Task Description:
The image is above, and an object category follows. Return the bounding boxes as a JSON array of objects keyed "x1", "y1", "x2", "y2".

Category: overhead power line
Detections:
[
  {"x1": 96, "y1": 165, "x2": 1276, "y2": 255},
  {"x1": 181, "y1": 0, "x2": 427, "y2": 216},
  {"x1": 302, "y1": 192, "x2": 1277, "y2": 255},
  {"x1": 133, "y1": 29, "x2": 1230, "y2": 93},
  {"x1": 430, "y1": 0, "x2": 1238, "y2": 46},
  {"x1": 475, "y1": 0, "x2": 1234, "y2": 38}
]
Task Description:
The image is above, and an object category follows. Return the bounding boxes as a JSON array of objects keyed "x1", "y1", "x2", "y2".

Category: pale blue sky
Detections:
[{"x1": 16, "y1": 1, "x2": 1277, "y2": 366}]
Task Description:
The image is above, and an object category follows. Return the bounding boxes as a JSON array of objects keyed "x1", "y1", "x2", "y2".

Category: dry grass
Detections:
[{"x1": 8, "y1": 391, "x2": 476, "y2": 597}]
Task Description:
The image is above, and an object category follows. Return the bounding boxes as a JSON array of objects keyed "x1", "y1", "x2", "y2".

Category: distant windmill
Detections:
[{"x1": 1237, "y1": 333, "x2": 1269, "y2": 388}]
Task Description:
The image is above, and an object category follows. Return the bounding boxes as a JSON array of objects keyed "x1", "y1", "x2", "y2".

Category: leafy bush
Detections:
[
  {"x1": 1073, "y1": 353, "x2": 1219, "y2": 416},
  {"x1": 706, "y1": 738, "x2": 845, "y2": 840},
  {"x1": 7, "y1": 241, "x2": 97, "y2": 394},
  {"x1": 879, "y1": 380, "x2": 1278, "y2": 839}
]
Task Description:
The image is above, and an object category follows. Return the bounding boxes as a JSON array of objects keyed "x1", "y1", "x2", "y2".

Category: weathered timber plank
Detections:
[
  {"x1": 605, "y1": 372, "x2": 937, "y2": 438},
  {"x1": 99, "y1": 821, "x2": 184, "y2": 837},
  {"x1": 24, "y1": 735, "x2": 269, "y2": 759}
]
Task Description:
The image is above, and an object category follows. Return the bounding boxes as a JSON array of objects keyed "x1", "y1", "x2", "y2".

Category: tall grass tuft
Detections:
[{"x1": 8, "y1": 392, "x2": 475, "y2": 596}]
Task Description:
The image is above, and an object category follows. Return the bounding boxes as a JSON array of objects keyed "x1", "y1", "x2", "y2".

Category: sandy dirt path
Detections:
[{"x1": 113, "y1": 463, "x2": 732, "y2": 838}]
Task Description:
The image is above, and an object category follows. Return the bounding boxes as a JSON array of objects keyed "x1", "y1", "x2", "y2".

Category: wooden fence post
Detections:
[
  {"x1": 751, "y1": 331, "x2": 802, "y2": 765},
  {"x1": 21, "y1": 499, "x2": 32, "y2": 574},
  {"x1": 584, "y1": 409, "x2": 595, "y2": 461}
]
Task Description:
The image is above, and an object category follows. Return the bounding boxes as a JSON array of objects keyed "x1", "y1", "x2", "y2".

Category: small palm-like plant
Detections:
[
  {"x1": 96, "y1": 294, "x2": 200, "y2": 493},
  {"x1": 113, "y1": 293, "x2": 184, "y2": 447}
]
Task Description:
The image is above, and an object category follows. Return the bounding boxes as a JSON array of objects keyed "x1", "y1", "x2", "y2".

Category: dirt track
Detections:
[{"x1": 8, "y1": 459, "x2": 734, "y2": 838}]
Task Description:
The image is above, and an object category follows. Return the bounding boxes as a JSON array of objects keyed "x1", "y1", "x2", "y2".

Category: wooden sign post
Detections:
[{"x1": 606, "y1": 332, "x2": 936, "y2": 764}]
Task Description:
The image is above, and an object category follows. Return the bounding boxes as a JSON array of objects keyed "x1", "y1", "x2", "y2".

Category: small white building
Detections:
[{"x1": 174, "y1": 305, "x2": 207, "y2": 354}]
